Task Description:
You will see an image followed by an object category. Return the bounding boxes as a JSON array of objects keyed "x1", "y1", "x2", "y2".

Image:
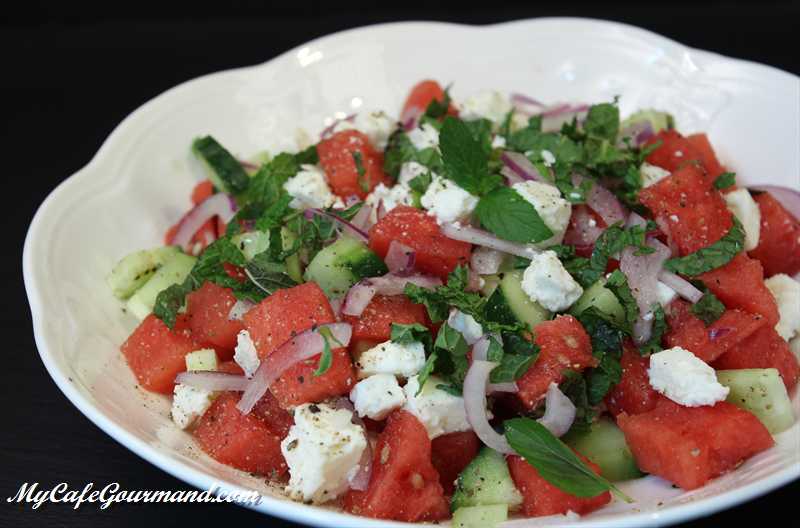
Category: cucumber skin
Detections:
[
  {"x1": 716, "y1": 368, "x2": 796, "y2": 434},
  {"x1": 106, "y1": 245, "x2": 181, "y2": 299},
  {"x1": 568, "y1": 280, "x2": 625, "y2": 322},
  {"x1": 303, "y1": 236, "x2": 388, "y2": 299},
  {"x1": 126, "y1": 252, "x2": 198, "y2": 321},
  {"x1": 481, "y1": 271, "x2": 551, "y2": 330},
  {"x1": 450, "y1": 446, "x2": 522, "y2": 514},
  {"x1": 565, "y1": 416, "x2": 645, "y2": 482},
  {"x1": 192, "y1": 136, "x2": 250, "y2": 195}
]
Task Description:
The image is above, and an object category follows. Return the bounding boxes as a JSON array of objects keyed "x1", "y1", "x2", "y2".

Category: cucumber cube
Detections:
[
  {"x1": 126, "y1": 252, "x2": 198, "y2": 321},
  {"x1": 451, "y1": 504, "x2": 508, "y2": 527},
  {"x1": 106, "y1": 245, "x2": 182, "y2": 299},
  {"x1": 451, "y1": 446, "x2": 522, "y2": 514},
  {"x1": 565, "y1": 416, "x2": 645, "y2": 482},
  {"x1": 716, "y1": 368, "x2": 796, "y2": 434}
]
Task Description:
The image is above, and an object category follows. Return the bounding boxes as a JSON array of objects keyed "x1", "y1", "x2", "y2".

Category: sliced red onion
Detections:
[
  {"x1": 169, "y1": 193, "x2": 238, "y2": 252},
  {"x1": 500, "y1": 151, "x2": 554, "y2": 185},
  {"x1": 620, "y1": 235, "x2": 671, "y2": 346},
  {"x1": 572, "y1": 173, "x2": 627, "y2": 226},
  {"x1": 307, "y1": 208, "x2": 370, "y2": 242},
  {"x1": 709, "y1": 327, "x2": 733, "y2": 340},
  {"x1": 541, "y1": 104, "x2": 590, "y2": 133},
  {"x1": 329, "y1": 296, "x2": 343, "y2": 321},
  {"x1": 401, "y1": 105, "x2": 424, "y2": 131},
  {"x1": 241, "y1": 219, "x2": 257, "y2": 232},
  {"x1": 658, "y1": 269, "x2": 704, "y2": 304},
  {"x1": 563, "y1": 204, "x2": 605, "y2": 248},
  {"x1": 228, "y1": 298, "x2": 258, "y2": 321},
  {"x1": 236, "y1": 322, "x2": 353, "y2": 414},
  {"x1": 350, "y1": 203, "x2": 374, "y2": 232},
  {"x1": 500, "y1": 166, "x2": 525, "y2": 187},
  {"x1": 463, "y1": 360, "x2": 516, "y2": 455},
  {"x1": 341, "y1": 270, "x2": 442, "y2": 317},
  {"x1": 440, "y1": 222, "x2": 540, "y2": 260},
  {"x1": 536, "y1": 383, "x2": 577, "y2": 438},
  {"x1": 470, "y1": 332, "x2": 503, "y2": 361},
  {"x1": 384, "y1": 240, "x2": 416, "y2": 271},
  {"x1": 487, "y1": 381, "x2": 519, "y2": 399},
  {"x1": 654, "y1": 214, "x2": 680, "y2": 257},
  {"x1": 749, "y1": 185, "x2": 800, "y2": 219},
  {"x1": 466, "y1": 268, "x2": 484, "y2": 293},
  {"x1": 345, "y1": 195, "x2": 361, "y2": 208},
  {"x1": 615, "y1": 119, "x2": 655, "y2": 150},
  {"x1": 330, "y1": 397, "x2": 373, "y2": 491},
  {"x1": 175, "y1": 370, "x2": 250, "y2": 391},
  {"x1": 510, "y1": 93, "x2": 546, "y2": 108},
  {"x1": 237, "y1": 159, "x2": 261, "y2": 170},
  {"x1": 470, "y1": 246, "x2": 507, "y2": 275}
]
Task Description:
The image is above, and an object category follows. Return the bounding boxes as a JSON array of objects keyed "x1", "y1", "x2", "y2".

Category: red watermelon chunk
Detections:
[
  {"x1": 604, "y1": 339, "x2": 661, "y2": 417},
  {"x1": 616, "y1": 398, "x2": 774, "y2": 491},
  {"x1": 697, "y1": 252, "x2": 780, "y2": 328},
  {"x1": 513, "y1": 315, "x2": 597, "y2": 412},
  {"x1": 367, "y1": 205, "x2": 472, "y2": 282},
  {"x1": 342, "y1": 293, "x2": 429, "y2": 343},
  {"x1": 121, "y1": 313, "x2": 205, "y2": 394},
  {"x1": 186, "y1": 280, "x2": 245, "y2": 356},
  {"x1": 711, "y1": 324, "x2": 800, "y2": 390},
  {"x1": 686, "y1": 133, "x2": 727, "y2": 180},
  {"x1": 430, "y1": 430, "x2": 481, "y2": 496},
  {"x1": 242, "y1": 281, "x2": 356, "y2": 408},
  {"x1": 638, "y1": 163, "x2": 733, "y2": 257},
  {"x1": 748, "y1": 191, "x2": 800, "y2": 277},
  {"x1": 507, "y1": 452, "x2": 612, "y2": 517},
  {"x1": 342, "y1": 410, "x2": 450, "y2": 522},
  {"x1": 317, "y1": 130, "x2": 394, "y2": 200},
  {"x1": 664, "y1": 300, "x2": 766, "y2": 364},
  {"x1": 643, "y1": 129, "x2": 707, "y2": 174},
  {"x1": 194, "y1": 391, "x2": 293, "y2": 478}
]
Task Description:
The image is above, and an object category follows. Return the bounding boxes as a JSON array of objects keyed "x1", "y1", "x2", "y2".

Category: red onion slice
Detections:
[
  {"x1": 470, "y1": 332, "x2": 503, "y2": 361},
  {"x1": 615, "y1": 119, "x2": 655, "y2": 149},
  {"x1": 510, "y1": 93, "x2": 546, "y2": 108},
  {"x1": 384, "y1": 240, "x2": 416, "y2": 271},
  {"x1": 175, "y1": 370, "x2": 250, "y2": 391},
  {"x1": 620, "y1": 234, "x2": 671, "y2": 346},
  {"x1": 748, "y1": 185, "x2": 800, "y2": 219},
  {"x1": 228, "y1": 298, "x2": 257, "y2": 321},
  {"x1": 341, "y1": 270, "x2": 442, "y2": 317},
  {"x1": 236, "y1": 322, "x2": 353, "y2": 414},
  {"x1": 168, "y1": 193, "x2": 238, "y2": 252},
  {"x1": 463, "y1": 360, "x2": 516, "y2": 455},
  {"x1": 536, "y1": 383, "x2": 577, "y2": 438},
  {"x1": 487, "y1": 381, "x2": 519, "y2": 399},
  {"x1": 658, "y1": 269, "x2": 704, "y2": 304},
  {"x1": 440, "y1": 222, "x2": 540, "y2": 259},
  {"x1": 572, "y1": 173, "x2": 627, "y2": 226},
  {"x1": 563, "y1": 204, "x2": 605, "y2": 248},
  {"x1": 307, "y1": 208, "x2": 370, "y2": 242},
  {"x1": 470, "y1": 246, "x2": 507, "y2": 275},
  {"x1": 349, "y1": 203, "x2": 373, "y2": 232},
  {"x1": 500, "y1": 151, "x2": 554, "y2": 185}
]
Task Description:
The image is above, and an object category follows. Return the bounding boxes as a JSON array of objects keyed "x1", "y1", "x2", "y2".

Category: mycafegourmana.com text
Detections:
[{"x1": 7, "y1": 482, "x2": 262, "y2": 509}]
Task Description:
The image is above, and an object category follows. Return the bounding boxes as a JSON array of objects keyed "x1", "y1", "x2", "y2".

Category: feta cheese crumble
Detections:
[
  {"x1": 639, "y1": 161, "x2": 671, "y2": 188},
  {"x1": 234, "y1": 330, "x2": 260, "y2": 378},
  {"x1": 521, "y1": 250, "x2": 584, "y2": 312},
  {"x1": 764, "y1": 273, "x2": 800, "y2": 342},
  {"x1": 402, "y1": 375, "x2": 472, "y2": 439},
  {"x1": 397, "y1": 160, "x2": 430, "y2": 184},
  {"x1": 447, "y1": 309, "x2": 485, "y2": 345},
  {"x1": 350, "y1": 374, "x2": 406, "y2": 420},
  {"x1": 352, "y1": 110, "x2": 395, "y2": 151},
  {"x1": 512, "y1": 180, "x2": 572, "y2": 247},
  {"x1": 365, "y1": 182, "x2": 415, "y2": 212},
  {"x1": 283, "y1": 164, "x2": 343, "y2": 210},
  {"x1": 420, "y1": 175, "x2": 479, "y2": 225},
  {"x1": 723, "y1": 188, "x2": 761, "y2": 251},
  {"x1": 171, "y1": 384, "x2": 215, "y2": 429},
  {"x1": 459, "y1": 90, "x2": 514, "y2": 128},
  {"x1": 282, "y1": 403, "x2": 367, "y2": 504},
  {"x1": 408, "y1": 122, "x2": 441, "y2": 153},
  {"x1": 356, "y1": 340, "x2": 426, "y2": 380},
  {"x1": 648, "y1": 347, "x2": 730, "y2": 407}
]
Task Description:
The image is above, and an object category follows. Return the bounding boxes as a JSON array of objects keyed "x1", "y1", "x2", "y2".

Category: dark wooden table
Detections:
[{"x1": 3, "y1": 2, "x2": 798, "y2": 526}]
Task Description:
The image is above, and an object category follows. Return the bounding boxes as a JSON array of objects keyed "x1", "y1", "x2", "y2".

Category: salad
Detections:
[{"x1": 106, "y1": 80, "x2": 800, "y2": 524}]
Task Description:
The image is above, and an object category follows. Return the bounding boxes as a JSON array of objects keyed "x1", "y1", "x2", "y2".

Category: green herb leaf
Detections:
[
  {"x1": 310, "y1": 326, "x2": 337, "y2": 382},
  {"x1": 663, "y1": 216, "x2": 745, "y2": 277},
  {"x1": 351, "y1": 151, "x2": 369, "y2": 193},
  {"x1": 475, "y1": 187, "x2": 554, "y2": 244},
  {"x1": 504, "y1": 417, "x2": 632, "y2": 502},
  {"x1": 688, "y1": 280, "x2": 726, "y2": 327},
  {"x1": 713, "y1": 172, "x2": 736, "y2": 190},
  {"x1": 439, "y1": 115, "x2": 488, "y2": 195}
]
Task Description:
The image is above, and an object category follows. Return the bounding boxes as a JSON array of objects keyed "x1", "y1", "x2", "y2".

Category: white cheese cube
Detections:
[
  {"x1": 234, "y1": 330, "x2": 260, "y2": 378},
  {"x1": 490, "y1": 135, "x2": 507, "y2": 149},
  {"x1": 356, "y1": 340, "x2": 426, "y2": 380},
  {"x1": 639, "y1": 162, "x2": 671, "y2": 188},
  {"x1": 283, "y1": 164, "x2": 344, "y2": 210},
  {"x1": 656, "y1": 281, "x2": 679, "y2": 312},
  {"x1": 350, "y1": 374, "x2": 406, "y2": 420},
  {"x1": 764, "y1": 273, "x2": 800, "y2": 342},
  {"x1": 408, "y1": 122, "x2": 441, "y2": 153},
  {"x1": 723, "y1": 188, "x2": 761, "y2": 251},
  {"x1": 365, "y1": 182, "x2": 415, "y2": 212},
  {"x1": 420, "y1": 175, "x2": 479, "y2": 225},
  {"x1": 512, "y1": 181, "x2": 572, "y2": 247},
  {"x1": 447, "y1": 309, "x2": 485, "y2": 345},
  {"x1": 402, "y1": 375, "x2": 472, "y2": 439},
  {"x1": 282, "y1": 403, "x2": 367, "y2": 504},
  {"x1": 459, "y1": 90, "x2": 514, "y2": 129},
  {"x1": 648, "y1": 346, "x2": 730, "y2": 407},
  {"x1": 398, "y1": 161, "x2": 430, "y2": 184},
  {"x1": 521, "y1": 251, "x2": 584, "y2": 312},
  {"x1": 171, "y1": 384, "x2": 214, "y2": 429},
  {"x1": 353, "y1": 110, "x2": 396, "y2": 151}
]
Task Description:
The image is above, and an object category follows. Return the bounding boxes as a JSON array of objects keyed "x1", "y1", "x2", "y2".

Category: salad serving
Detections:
[{"x1": 106, "y1": 79, "x2": 800, "y2": 524}]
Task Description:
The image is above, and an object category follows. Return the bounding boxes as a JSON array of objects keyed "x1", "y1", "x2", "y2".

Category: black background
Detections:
[{"x1": 3, "y1": 1, "x2": 798, "y2": 527}]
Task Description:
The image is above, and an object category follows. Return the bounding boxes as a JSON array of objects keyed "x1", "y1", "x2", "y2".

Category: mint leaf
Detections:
[
  {"x1": 351, "y1": 151, "x2": 369, "y2": 193},
  {"x1": 663, "y1": 216, "x2": 745, "y2": 277},
  {"x1": 639, "y1": 303, "x2": 668, "y2": 355},
  {"x1": 423, "y1": 84, "x2": 452, "y2": 119},
  {"x1": 475, "y1": 187, "x2": 554, "y2": 244},
  {"x1": 689, "y1": 280, "x2": 726, "y2": 327},
  {"x1": 574, "y1": 221, "x2": 654, "y2": 289},
  {"x1": 583, "y1": 102, "x2": 620, "y2": 142},
  {"x1": 713, "y1": 172, "x2": 736, "y2": 190},
  {"x1": 504, "y1": 417, "x2": 632, "y2": 502},
  {"x1": 309, "y1": 326, "x2": 340, "y2": 383},
  {"x1": 439, "y1": 115, "x2": 487, "y2": 195}
]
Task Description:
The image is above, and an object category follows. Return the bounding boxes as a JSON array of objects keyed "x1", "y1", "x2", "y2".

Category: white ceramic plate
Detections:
[{"x1": 23, "y1": 18, "x2": 800, "y2": 527}]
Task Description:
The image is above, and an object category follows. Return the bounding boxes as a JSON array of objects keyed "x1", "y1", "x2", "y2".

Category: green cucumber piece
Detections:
[
  {"x1": 185, "y1": 349, "x2": 218, "y2": 371},
  {"x1": 481, "y1": 270, "x2": 551, "y2": 330},
  {"x1": 106, "y1": 245, "x2": 182, "y2": 299},
  {"x1": 619, "y1": 109, "x2": 674, "y2": 135},
  {"x1": 192, "y1": 136, "x2": 250, "y2": 195},
  {"x1": 716, "y1": 368, "x2": 796, "y2": 434},
  {"x1": 127, "y1": 252, "x2": 198, "y2": 320},
  {"x1": 568, "y1": 280, "x2": 625, "y2": 322},
  {"x1": 451, "y1": 504, "x2": 508, "y2": 527},
  {"x1": 451, "y1": 446, "x2": 523, "y2": 514},
  {"x1": 303, "y1": 235, "x2": 388, "y2": 299},
  {"x1": 230, "y1": 227, "x2": 303, "y2": 284},
  {"x1": 565, "y1": 416, "x2": 645, "y2": 482}
]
